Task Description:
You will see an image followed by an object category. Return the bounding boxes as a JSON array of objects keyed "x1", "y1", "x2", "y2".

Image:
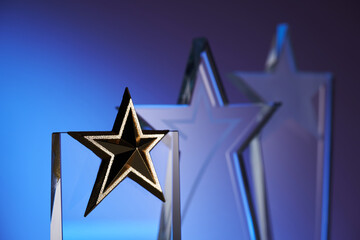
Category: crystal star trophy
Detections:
[
  {"x1": 50, "y1": 89, "x2": 181, "y2": 240},
  {"x1": 230, "y1": 24, "x2": 333, "y2": 240},
  {"x1": 137, "y1": 39, "x2": 279, "y2": 240}
]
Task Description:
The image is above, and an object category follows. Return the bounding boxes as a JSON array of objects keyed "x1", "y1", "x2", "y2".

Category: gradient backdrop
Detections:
[{"x1": 0, "y1": 1, "x2": 359, "y2": 239}]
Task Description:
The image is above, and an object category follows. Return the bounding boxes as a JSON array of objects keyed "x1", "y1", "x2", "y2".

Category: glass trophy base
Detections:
[{"x1": 50, "y1": 131, "x2": 180, "y2": 240}]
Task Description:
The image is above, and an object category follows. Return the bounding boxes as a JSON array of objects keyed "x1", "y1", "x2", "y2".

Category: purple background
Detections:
[{"x1": 0, "y1": 1, "x2": 359, "y2": 239}]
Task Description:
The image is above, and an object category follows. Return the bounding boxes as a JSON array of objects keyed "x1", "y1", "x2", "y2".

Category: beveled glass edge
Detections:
[
  {"x1": 157, "y1": 131, "x2": 181, "y2": 240},
  {"x1": 51, "y1": 133, "x2": 63, "y2": 240}
]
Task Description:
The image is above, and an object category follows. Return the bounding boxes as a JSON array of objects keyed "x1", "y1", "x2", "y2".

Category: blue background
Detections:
[{"x1": 0, "y1": 1, "x2": 359, "y2": 239}]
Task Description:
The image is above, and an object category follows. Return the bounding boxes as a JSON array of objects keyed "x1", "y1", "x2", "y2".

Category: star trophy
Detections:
[
  {"x1": 230, "y1": 24, "x2": 333, "y2": 240},
  {"x1": 137, "y1": 39, "x2": 279, "y2": 240},
  {"x1": 50, "y1": 88, "x2": 181, "y2": 240}
]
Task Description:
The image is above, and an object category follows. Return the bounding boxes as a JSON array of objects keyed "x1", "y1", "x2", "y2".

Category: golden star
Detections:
[{"x1": 69, "y1": 88, "x2": 167, "y2": 217}]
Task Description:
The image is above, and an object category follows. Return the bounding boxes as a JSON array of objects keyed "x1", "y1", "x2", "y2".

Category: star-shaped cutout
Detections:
[
  {"x1": 69, "y1": 88, "x2": 168, "y2": 217},
  {"x1": 230, "y1": 24, "x2": 333, "y2": 240},
  {"x1": 137, "y1": 39, "x2": 279, "y2": 239}
]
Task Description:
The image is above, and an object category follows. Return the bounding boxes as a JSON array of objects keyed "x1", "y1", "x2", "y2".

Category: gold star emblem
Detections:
[{"x1": 69, "y1": 88, "x2": 167, "y2": 216}]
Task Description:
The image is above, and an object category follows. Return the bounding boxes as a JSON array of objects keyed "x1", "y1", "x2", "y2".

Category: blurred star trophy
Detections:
[{"x1": 50, "y1": 88, "x2": 181, "y2": 240}]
